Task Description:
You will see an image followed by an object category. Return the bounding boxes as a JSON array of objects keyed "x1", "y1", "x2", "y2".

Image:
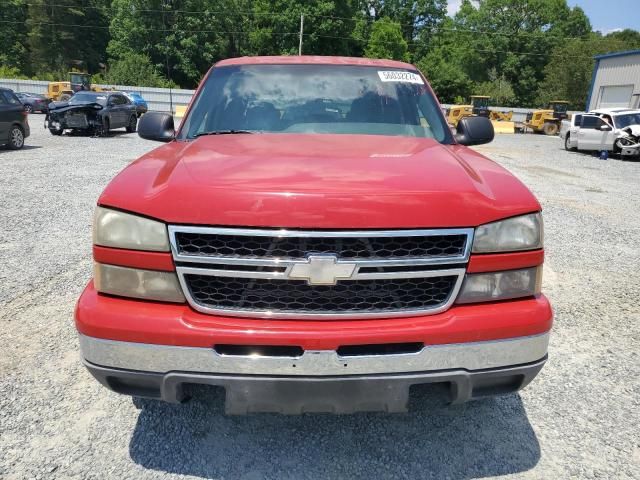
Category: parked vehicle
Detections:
[
  {"x1": 46, "y1": 91, "x2": 137, "y2": 136},
  {"x1": 447, "y1": 96, "x2": 514, "y2": 133},
  {"x1": 0, "y1": 87, "x2": 30, "y2": 150},
  {"x1": 15, "y1": 92, "x2": 49, "y2": 113},
  {"x1": 446, "y1": 95, "x2": 490, "y2": 127},
  {"x1": 47, "y1": 71, "x2": 111, "y2": 102},
  {"x1": 525, "y1": 100, "x2": 569, "y2": 135},
  {"x1": 123, "y1": 91, "x2": 148, "y2": 117},
  {"x1": 77, "y1": 56, "x2": 552, "y2": 414},
  {"x1": 559, "y1": 112, "x2": 583, "y2": 150},
  {"x1": 561, "y1": 108, "x2": 640, "y2": 157}
]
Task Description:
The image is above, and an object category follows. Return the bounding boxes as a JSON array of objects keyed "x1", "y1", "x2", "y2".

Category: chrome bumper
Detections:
[{"x1": 79, "y1": 332, "x2": 549, "y2": 377}]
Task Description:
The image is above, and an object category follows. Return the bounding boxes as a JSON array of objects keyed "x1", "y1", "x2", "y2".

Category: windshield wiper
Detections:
[{"x1": 194, "y1": 130, "x2": 255, "y2": 137}]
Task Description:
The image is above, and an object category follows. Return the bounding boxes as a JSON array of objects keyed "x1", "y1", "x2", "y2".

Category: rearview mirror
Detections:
[
  {"x1": 138, "y1": 112, "x2": 175, "y2": 142},
  {"x1": 455, "y1": 116, "x2": 494, "y2": 146}
]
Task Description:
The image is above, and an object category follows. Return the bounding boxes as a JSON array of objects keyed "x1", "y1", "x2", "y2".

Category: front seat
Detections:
[{"x1": 244, "y1": 102, "x2": 281, "y2": 131}]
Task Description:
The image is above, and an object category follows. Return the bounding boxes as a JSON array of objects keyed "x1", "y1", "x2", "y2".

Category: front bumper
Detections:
[
  {"x1": 76, "y1": 284, "x2": 552, "y2": 413},
  {"x1": 80, "y1": 332, "x2": 549, "y2": 413},
  {"x1": 76, "y1": 283, "x2": 553, "y2": 349}
]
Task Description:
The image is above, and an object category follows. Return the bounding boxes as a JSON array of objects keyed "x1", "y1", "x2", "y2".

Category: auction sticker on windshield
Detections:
[{"x1": 377, "y1": 71, "x2": 424, "y2": 84}]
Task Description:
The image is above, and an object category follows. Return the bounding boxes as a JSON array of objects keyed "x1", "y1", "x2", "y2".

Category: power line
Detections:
[
  {"x1": 0, "y1": 19, "x2": 595, "y2": 59},
  {"x1": 0, "y1": 19, "x2": 300, "y2": 35},
  {"x1": 0, "y1": 18, "x2": 597, "y2": 48},
  {"x1": 3, "y1": 1, "x2": 600, "y2": 42}
]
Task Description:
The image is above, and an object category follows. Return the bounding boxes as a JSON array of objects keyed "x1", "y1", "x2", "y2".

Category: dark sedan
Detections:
[
  {"x1": 0, "y1": 87, "x2": 30, "y2": 149},
  {"x1": 15, "y1": 92, "x2": 49, "y2": 113},
  {"x1": 47, "y1": 91, "x2": 138, "y2": 136}
]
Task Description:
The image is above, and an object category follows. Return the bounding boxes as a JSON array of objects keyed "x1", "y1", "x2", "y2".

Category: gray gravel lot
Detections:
[{"x1": 1, "y1": 121, "x2": 638, "y2": 479}]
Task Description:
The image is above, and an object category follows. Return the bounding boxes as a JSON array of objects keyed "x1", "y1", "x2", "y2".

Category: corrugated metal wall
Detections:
[
  {"x1": 589, "y1": 53, "x2": 640, "y2": 111},
  {"x1": 0, "y1": 78, "x2": 195, "y2": 113}
]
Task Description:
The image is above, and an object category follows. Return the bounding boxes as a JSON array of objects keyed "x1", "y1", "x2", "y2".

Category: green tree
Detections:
[
  {"x1": 98, "y1": 53, "x2": 174, "y2": 87},
  {"x1": 474, "y1": 68, "x2": 516, "y2": 106},
  {"x1": 603, "y1": 29, "x2": 640, "y2": 49},
  {"x1": 108, "y1": 0, "x2": 230, "y2": 88},
  {"x1": 416, "y1": 48, "x2": 472, "y2": 103},
  {"x1": 248, "y1": 0, "x2": 359, "y2": 57},
  {"x1": 0, "y1": 0, "x2": 29, "y2": 72},
  {"x1": 26, "y1": 0, "x2": 110, "y2": 76},
  {"x1": 364, "y1": 17, "x2": 409, "y2": 61},
  {"x1": 537, "y1": 34, "x2": 640, "y2": 110},
  {"x1": 449, "y1": 0, "x2": 591, "y2": 107},
  {"x1": 359, "y1": 0, "x2": 448, "y2": 57}
]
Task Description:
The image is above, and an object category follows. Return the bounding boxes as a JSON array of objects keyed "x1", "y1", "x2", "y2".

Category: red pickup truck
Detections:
[{"x1": 76, "y1": 56, "x2": 552, "y2": 414}]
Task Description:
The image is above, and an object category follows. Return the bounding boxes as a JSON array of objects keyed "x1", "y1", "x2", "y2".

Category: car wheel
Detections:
[
  {"x1": 24, "y1": 104, "x2": 33, "y2": 114},
  {"x1": 49, "y1": 127, "x2": 63, "y2": 136},
  {"x1": 101, "y1": 117, "x2": 110, "y2": 137},
  {"x1": 126, "y1": 115, "x2": 137, "y2": 133},
  {"x1": 8, "y1": 126, "x2": 25, "y2": 149},
  {"x1": 564, "y1": 134, "x2": 576, "y2": 151}
]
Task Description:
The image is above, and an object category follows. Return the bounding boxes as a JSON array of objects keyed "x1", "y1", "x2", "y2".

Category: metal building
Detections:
[{"x1": 586, "y1": 49, "x2": 640, "y2": 111}]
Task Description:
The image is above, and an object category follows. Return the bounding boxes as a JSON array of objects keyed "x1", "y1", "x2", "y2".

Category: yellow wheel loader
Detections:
[
  {"x1": 524, "y1": 100, "x2": 569, "y2": 135},
  {"x1": 447, "y1": 96, "x2": 515, "y2": 133},
  {"x1": 47, "y1": 72, "x2": 110, "y2": 102},
  {"x1": 446, "y1": 95, "x2": 490, "y2": 127}
]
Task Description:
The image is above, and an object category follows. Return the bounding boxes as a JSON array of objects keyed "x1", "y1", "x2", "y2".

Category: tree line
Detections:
[{"x1": 2, "y1": 0, "x2": 640, "y2": 109}]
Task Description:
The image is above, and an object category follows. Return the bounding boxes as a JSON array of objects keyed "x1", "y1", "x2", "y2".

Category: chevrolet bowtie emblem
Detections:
[{"x1": 289, "y1": 255, "x2": 357, "y2": 285}]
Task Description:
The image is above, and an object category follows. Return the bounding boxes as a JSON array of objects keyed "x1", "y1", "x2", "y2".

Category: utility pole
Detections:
[
  {"x1": 298, "y1": 14, "x2": 304, "y2": 56},
  {"x1": 162, "y1": 0, "x2": 174, "y2": 115}
]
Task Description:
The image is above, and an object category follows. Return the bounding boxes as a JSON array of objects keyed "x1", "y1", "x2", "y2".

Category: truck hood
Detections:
[{"x1": 99, "y1": 134, "x2": 540, "y2": 228}]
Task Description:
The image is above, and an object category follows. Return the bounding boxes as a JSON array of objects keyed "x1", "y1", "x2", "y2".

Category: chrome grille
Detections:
[
  {"x1": 169, "y1": 226, "x2": 473, "y2": 319},
  {"x1": 185, "y1": 275, "x2": 458, "y2": 314},
  {"x1": 174, "y1": 231, "x2": 467, "y2": 260}
]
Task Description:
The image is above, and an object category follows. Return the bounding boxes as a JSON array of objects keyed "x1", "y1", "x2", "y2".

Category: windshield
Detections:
[
  {"x1": 614, "y1": 113, "x2": 640, "y2": 129},
  {"x1": 70, "y1": 74, "x2": 90, "y2": 86},
  {"x1": 553, "y1": 103, "x2": 568, "y2": 113},
  {"x1": 180, "y1": 64, "x2": 451, "y2": 142},
  {"x1": 70, "y1": 93, "x2": 107, "y2": 106},
  {"x1": 472, "y1": 97, "x2": 490, "y2": 108}
]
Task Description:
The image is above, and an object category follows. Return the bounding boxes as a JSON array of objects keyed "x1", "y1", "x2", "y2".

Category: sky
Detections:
[{"x1": 447, "y1": 0, "x2": 640, "y2": 33}]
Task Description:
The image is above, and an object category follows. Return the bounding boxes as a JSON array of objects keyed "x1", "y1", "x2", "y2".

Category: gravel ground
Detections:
[{"x1": 1, "y1": 121, "x2": 638, "y2": 480}]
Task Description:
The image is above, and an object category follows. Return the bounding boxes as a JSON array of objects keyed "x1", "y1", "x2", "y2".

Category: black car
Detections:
[
  {"x1": 0, "y1": 87, "x2": 30, "y2": 150},
  {"x1": 15, "y1": 92, "x2": 50, "y2": 113},
  {"x1": 47, "y1": 91, "x2": 138, "y2": 136}
]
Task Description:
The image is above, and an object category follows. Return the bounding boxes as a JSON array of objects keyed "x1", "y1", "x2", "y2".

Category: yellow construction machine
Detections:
[
  {"x1": 524, "y1": 100, "x2": 569, "y2": 135},
  {"x1": 446, "y1": 95, "x2": 490, "y2": 127},
  {"x1": 47, "y1": 72, "x2": 109, "y2": 102},
  {"x1": 447, "y1": 95, "x2": 515, "y2": 133}
]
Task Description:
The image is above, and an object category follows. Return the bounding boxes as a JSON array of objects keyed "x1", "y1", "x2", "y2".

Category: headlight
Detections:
[
  {"x1": 93, "y1": 206, "x2": 169, "y2": 251},
  {"x1": 456, "y1": 267, "x2": 542, "y2": 304},
  {"x1": 94, "y1": 263, "x2": 185, "y2": 302},
  {"x1": 472, "y1": 213, "x2": 543, "y2": 253}
]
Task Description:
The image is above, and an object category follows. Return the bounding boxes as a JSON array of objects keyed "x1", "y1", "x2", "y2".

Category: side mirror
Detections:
[
  {"x1": 599, "y1": 124, "x2": 612, "y2": 131},
  {"x1": 138, "y1": 112, "x2": 175, "y2": 142},
  {"x1": 455, "y1": 116, "x2": 494, "y2": 146}
]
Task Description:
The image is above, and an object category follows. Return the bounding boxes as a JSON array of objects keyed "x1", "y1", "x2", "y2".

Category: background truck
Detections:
[{"x1": 561, "y1": 108, "x2": 640, "y2": 156}]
